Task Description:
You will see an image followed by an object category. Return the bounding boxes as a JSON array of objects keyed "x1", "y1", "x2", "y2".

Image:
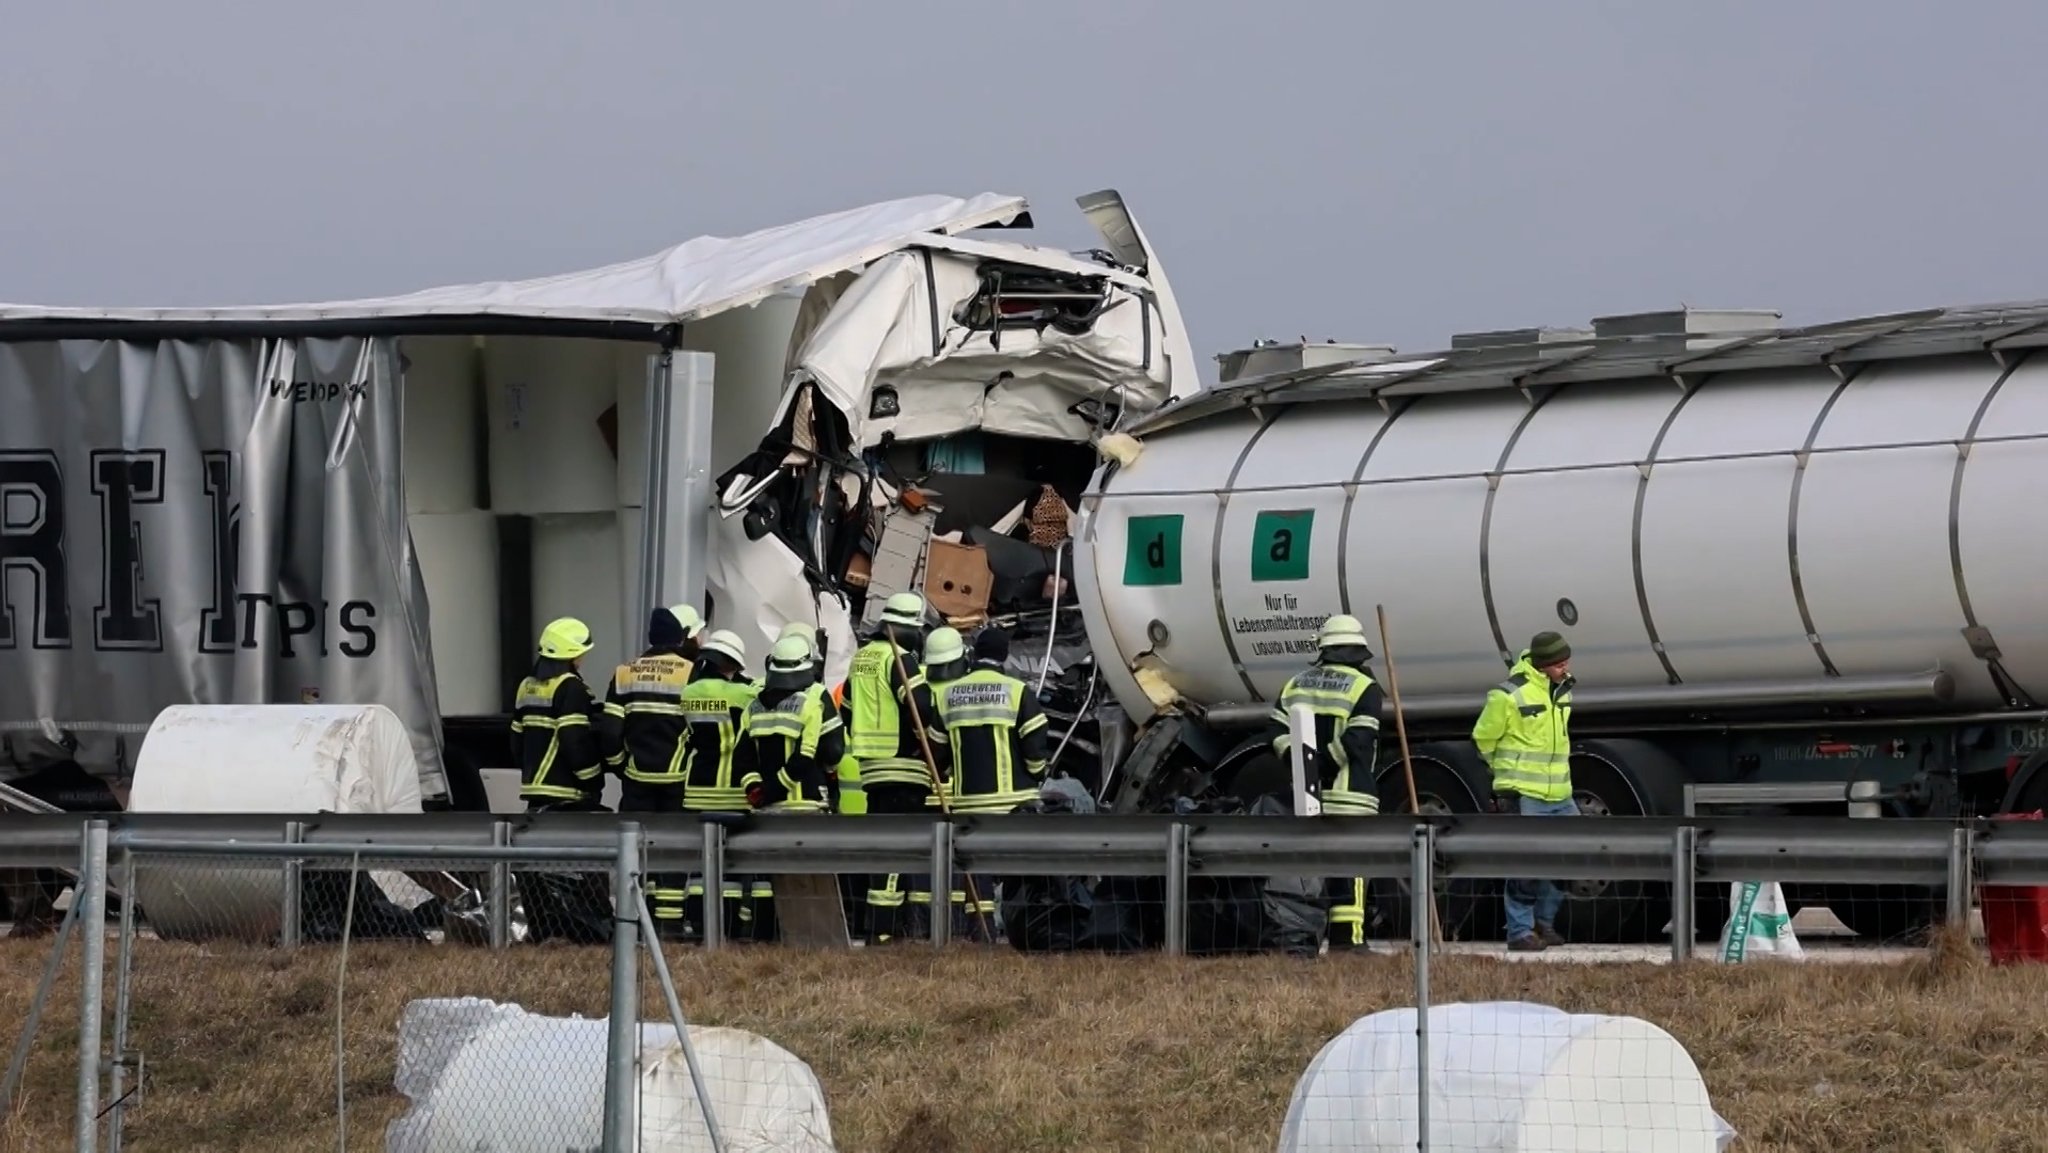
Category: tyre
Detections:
[{"x1": 1371, "y1": 742, "x2": 1502, "y2": 942}]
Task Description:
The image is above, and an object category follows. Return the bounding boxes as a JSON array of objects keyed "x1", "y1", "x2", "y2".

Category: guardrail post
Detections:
[
  {"x1": 929, "y1": 821, "x2": 954, "y2": 948},
  {"x1": 1947, "y1": 823, "x2": 1974, "y2": 928},
  {"x1": 700, "y1": 821, "x2": 725, "y2": 953},
  {"x1": 76, "y1": 819, "x2": 109, "y2": 1153},
  {"x1": 1670, "y1": 825, "x2": 1697, "y2": 963},
  {"x1": 279, "y1": 821, "x2": 305, "y2": 950},
  {"x1": 602, "y1": 822, "x2": 643, "y2": 1153},
  {"x1": 488, "y1": 821, "x2": 512, "y2": 951},
  {"x1": 1410, "y1": 821, "x2": 1433, "y2": 1151},
  {"x1": 1164, "y1": 821, "x2": 1189, "y2": 958}
]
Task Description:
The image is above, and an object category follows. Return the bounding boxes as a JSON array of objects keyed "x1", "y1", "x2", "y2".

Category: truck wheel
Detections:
[
  {"x1": 1372, "y1": 742, "x2": 1502, "y2": 943},
  {"x1": 1551, "y1": 739, "x2": 1691, "y2": 946}
]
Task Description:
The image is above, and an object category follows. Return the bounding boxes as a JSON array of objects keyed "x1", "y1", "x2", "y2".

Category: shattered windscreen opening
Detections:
[{"x1": 951, "y1": 259, "x2": 1116, "y2": 350}]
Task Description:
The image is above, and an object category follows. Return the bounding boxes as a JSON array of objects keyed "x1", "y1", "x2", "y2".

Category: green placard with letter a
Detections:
[
  {"x1": 1123, "y1": 514, "x2": 1184, "y2": 587},
  {"x1": 1251, "y1": 509, "x2": 1313, "y2": 582}
]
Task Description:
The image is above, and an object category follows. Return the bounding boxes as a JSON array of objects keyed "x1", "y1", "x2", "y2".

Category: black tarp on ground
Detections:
[
  {"x1": 1000, "y1": 781, "x2": 1145, "y2": 953},
  {"x1": 1170, "y1": 795, "x2": 1329, "y2": 959}
]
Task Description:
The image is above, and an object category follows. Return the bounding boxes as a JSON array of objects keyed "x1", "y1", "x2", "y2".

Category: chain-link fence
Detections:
[
  {"x1": 0, "y1": 823, "x2": 822, "y2": 1152},
  {"x1": 5, "y1": 812, "x2": 2047, "y2": 1150}
]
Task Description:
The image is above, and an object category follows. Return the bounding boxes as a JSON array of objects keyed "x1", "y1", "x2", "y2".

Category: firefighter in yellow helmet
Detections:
[
  {"x1": 847, "y1": 593, "x2": 943, "y2": 943},
  {"x1": 735, "y1": 632, "x2": 846, "y2": 941},
  {"x1": 1268, "y1": 613, "x2": 1385, "y2": 953},
  {"x1": 510, "y1": 617, "x2": 616, "y2": 943},
  {"x1": 677, "y1": 629, "x2": 763, "y2": 942},
  {"x1": 597, "y1": 604, "x2": 703, "y2": 933},
  {"x1": 512, "y1": 617, "x2": 612, "y2": 813}
]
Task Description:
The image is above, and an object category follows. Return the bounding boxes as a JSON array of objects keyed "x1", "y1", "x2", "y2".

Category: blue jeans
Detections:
[{"x1": 1504, "y1": 795, "x2": 1580, "y2": 940}]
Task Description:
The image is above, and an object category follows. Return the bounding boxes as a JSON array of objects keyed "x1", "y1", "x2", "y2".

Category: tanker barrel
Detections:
[
  {"x1": 1191, "y1": 669, "x2": 1951, "y2": 733},
  {"x1": 1561, "y1": 669, "x2": 1953, "y2": 716}
]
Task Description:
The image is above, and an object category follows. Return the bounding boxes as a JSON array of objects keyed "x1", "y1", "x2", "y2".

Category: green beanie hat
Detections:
[{"x1": 1528, "y1": 631, "x2": 1572, "y2": 665}]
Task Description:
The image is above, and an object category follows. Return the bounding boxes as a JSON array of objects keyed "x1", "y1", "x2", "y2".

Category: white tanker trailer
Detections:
[{"x1": 1073, "y1": 300, "x2": 2048, "y2": 944}]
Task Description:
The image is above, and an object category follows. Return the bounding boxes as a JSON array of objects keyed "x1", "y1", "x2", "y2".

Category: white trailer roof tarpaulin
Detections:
[
  {"x1": 1275, "y1": 1001, "x2": 1736, "y2": 1153},
  {"x1": 0, "y1": 193, "x2": 1032, "y2": 331}
]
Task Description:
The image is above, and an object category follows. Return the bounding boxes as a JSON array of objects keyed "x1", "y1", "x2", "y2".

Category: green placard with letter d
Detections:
[
  {"x1": 1123, "y1": 514, "x2": 1184, "y2": 586},
  {"x1": 1251, "y1": 509, "x2": 1313, "y2": 582}
]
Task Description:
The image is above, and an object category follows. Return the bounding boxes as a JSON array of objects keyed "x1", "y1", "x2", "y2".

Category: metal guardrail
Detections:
[{"x1": 4, "y1": 810, "x2": 2047, "y2": 882}]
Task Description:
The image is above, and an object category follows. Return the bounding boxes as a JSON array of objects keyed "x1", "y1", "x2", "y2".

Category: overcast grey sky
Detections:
[{"x1": 5, "y1": 2, "x2": 2046, "y2": 376}]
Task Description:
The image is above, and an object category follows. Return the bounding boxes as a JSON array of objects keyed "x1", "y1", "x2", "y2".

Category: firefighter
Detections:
[
  {"x1": 925, "y1": 627, "x2": 1050, "y2": 942},
  {"x1": 736, "y1": 632, "x2": 846, "y2": 940},
  {"x1": 511, "y1": 617, "x2": 612, "y2": 812},
  {"x1": 778, "y1": 620, "x2": 866, "y2": 817},
  {"x1": 599, "y1": 605, "x2": 701, "y2": 933},
  {"x1": 847, "y1": 593, "x2": 944, "y2": 942},
  {"x1": 677, "y1": 629, "x2": 762, "y2": 942},
  {"x1": 1474, "y1": 630, "x2": 1577, "y2": 953},
  {"x1": 509, "y1": 617, "x2": 615, "y2": 943},
  {"x1": 1268, "y1": 614, "x2": 1385, "y2": 953}
]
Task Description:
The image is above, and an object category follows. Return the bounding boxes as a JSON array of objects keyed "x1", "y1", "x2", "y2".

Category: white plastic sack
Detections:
[
  {"x1": 1718, "y1": 881, "x2": 1804, "y2": 961},
  {"x1": 386, "y1": 997, "x2": 835, "y2": 1153},
  {"x1": 1275, "y1": 1001, "x2": 1736, "y2": 1153}
]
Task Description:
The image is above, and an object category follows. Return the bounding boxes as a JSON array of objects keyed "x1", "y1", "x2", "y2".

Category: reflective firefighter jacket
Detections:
[
  {"x1": 678, "y1": 669, "x2": 762, "y2": 812},
  {"x1": 845, "y1": 638, "x2": 936, "y2": 789},
  {"x1": 1267, "y1": 662, "x2": 1384, "y2": 814},
  {"x1": 511, "y1": 665, "x2": 608, "y2": 805},
  {"x1": 1473, "y1": 653, "x2": 1574, "y2": 802},
  {"x1": 929, "y1": 665, "x2": 1050, "y2": 814},
  {"x1": 739, "y1": 683, "x2": 845, "y2": 811},
  {"x1": 601, "y1": 648, "x2": 694, "y2": 785}
]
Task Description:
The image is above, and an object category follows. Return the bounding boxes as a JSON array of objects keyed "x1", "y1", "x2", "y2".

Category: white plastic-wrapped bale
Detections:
[
  {"x1": 1275, "y1": 1001, "x2": 1735, "y2": 1152},
  {"x1": 126, "y1": 705, "x2": 425, "y2": 944},
  {"x1": 386, "y1": 997, "x2": 836, "y2": 1153}
]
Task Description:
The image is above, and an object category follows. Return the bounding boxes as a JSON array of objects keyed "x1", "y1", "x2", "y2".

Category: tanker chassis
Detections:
[{"x1": 1074, "y1": 301, "x2": 2048, "y2": 945}]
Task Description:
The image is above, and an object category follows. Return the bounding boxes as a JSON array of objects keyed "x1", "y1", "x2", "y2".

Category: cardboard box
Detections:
[
  {"x1": 844, "y1": 551, "x2": 872, "y2": 588},
  {"x1": 922, "y1": 538, "x2": 993, "y2": 619}
]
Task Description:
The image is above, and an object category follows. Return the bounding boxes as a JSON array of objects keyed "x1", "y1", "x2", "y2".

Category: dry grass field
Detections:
[{"x1": 2, "y1": 930, "x2": 2044, "y2": 1152}]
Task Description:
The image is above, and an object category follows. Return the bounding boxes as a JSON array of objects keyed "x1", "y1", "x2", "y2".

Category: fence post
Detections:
[
  {"x1": 602, "y1": 821, "x2": 644, "y2": 1153},
  {"x1": 279, "y1": 820, "x2": 305, "y2": 950},
  {"x1": 1164, "y1": 821, "x2": 1189, "y2": 958},
  {"x1": 929, "y1": 820, "x2": 954, "y2": 948},
  {"x1": 76, "y1": 819, "x2": 110, "y2": 1153},
  {"x1": 634, "y1": 892, "x2": 727, "y2": 1153},
  {"x1": 488, "y1": 821, "x2": 512, "y2": 951},
  {"x1": 1947, "y1": 823, "x2": 1974, "y2": 928},
  {"x1": 700, "y1": 821, "x2": 725, "y2": 953},
  {"x1": 107, "y1": 849, "x2": 138, "y2": 1153},
  {"x1": 1670, "y1": 825, "x2": 1697, "y2": 963},
  {"x1": 1411, "y1": 821, "x2": 1433, "y2": 1153}
]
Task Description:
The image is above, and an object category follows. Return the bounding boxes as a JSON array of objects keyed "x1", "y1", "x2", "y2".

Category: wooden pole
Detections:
[
  {"x1": 1375, "y1": 603, "x2": 1443, "y2": 951},
  {"x1": 888, "y1": 639, "x2": 997, "y2": 944}
]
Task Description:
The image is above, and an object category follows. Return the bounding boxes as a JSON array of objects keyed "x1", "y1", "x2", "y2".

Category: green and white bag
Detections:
[{"x1": 1718, "y1": 881, "x2": 1804, "y2": 961}]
